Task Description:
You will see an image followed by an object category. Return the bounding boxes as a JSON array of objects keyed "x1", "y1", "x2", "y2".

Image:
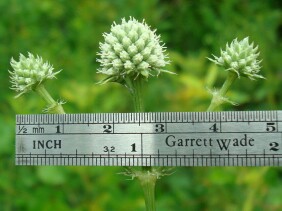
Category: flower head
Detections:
[
  {"x1": 9, "y1": 52, "x2": 61, "y2": 97},
  {"x1": 97, "y1": 17, "x2": 171, "y2": 84},
  {"x1": 208, "y1": 37, "x2": 264, "y2": 80}
]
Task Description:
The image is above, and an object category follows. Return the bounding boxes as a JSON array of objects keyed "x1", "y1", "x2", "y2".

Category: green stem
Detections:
[
  {"x1": 125, "y1": 76, "x2": 144, "y2": 112},
  {"x1": 138, "y1": 172, "x2": 157, "y2": 211},
  {"x1": 207, "y1": 72, "x2": 238, "y2": 111},
  {"x1": 34, "y1": 84, "x2": 65, "y2": 114},
  {"x1": 124, "y1": 76, "x2": 156, "y2": 211}
]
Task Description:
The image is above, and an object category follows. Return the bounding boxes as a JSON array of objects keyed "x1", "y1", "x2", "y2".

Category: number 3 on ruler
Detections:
[{"x1": 155, "y1": 124, "x2": 165, "y2": 133}]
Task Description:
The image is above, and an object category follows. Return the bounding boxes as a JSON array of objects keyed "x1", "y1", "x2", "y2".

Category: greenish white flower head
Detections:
[
  {"x1": 97, "y1": 17, "x2": 171, "y2": 84},
  {"x1": 9, "y1": 53, "x2": 61, "y2": 97},
  {"x1": 208, "y1": 37, "x2": 264, "y2": 80}
]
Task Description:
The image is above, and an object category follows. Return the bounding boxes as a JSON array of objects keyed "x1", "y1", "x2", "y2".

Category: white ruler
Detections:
[{"x1": 15, "y1": 111, "x2": 282, "y2": 166}]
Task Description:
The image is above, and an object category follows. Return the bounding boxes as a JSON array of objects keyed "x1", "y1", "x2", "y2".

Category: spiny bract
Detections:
[
  {"x1": 208, "y1": 37, "x2": 264, "y2": 80},
  {"x1": 97, "y1": 17, "x2": 171, "y2": 84},
  {"x1": 9, "y1": 52, "x2": 61, "y2": 97}
]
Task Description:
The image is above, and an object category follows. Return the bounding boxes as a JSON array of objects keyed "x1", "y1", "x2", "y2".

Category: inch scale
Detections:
[{"x1": 15, "y1": 111, "x2": 282, "y2": 166}]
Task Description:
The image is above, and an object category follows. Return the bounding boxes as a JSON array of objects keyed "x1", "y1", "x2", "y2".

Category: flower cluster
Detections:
[
  {"x1": 208, "y1": 37, "x2": 263, "y2": 80},
  {"x1": 97, "y1": 17, "x2": 171, "y2": 84},
  {"x1": 9, "y1": 53, "x2": 61, "y2": 97}
]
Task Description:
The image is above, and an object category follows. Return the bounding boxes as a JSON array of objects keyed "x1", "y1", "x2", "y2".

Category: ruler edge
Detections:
[{"x1": 15, "y1": 110, "x2": 281, "y2": 125}]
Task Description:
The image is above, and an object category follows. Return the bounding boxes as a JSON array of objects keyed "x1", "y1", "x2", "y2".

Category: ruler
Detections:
[{"x1": 15, "y1": 111, "x2": 282, "y2": 166}]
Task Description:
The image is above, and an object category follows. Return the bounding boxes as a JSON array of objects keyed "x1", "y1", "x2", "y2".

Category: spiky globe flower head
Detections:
[
  {"x1": 9, "y1": 53, "x2": 61, "y2": 97},
  {"x1": 208, "y1": 37, "x2": 264, "y2": 80},
  {"x1": 97, "y1": 17, "x2": 171, "y2": 84}
]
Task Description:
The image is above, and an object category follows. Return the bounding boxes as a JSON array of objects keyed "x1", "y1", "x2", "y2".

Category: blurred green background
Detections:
[{"x1": 1, "y1": 0, "x2": 282, "y2": 210}]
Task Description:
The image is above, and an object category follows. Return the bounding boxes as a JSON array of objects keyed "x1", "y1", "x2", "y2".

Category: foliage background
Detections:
[{"x1": 1, "y1": 0, "x2": 282, "y2": 210}]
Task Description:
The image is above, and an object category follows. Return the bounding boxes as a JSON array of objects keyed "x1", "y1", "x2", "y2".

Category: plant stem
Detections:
[
  {"x1": 207, "y1": 72, "x2": 238, "y2": 111},
  {"x1": 34, "y1": 84, "x2": 65, "y2": 114},
  {"x1": 138, "y1": 171, "x2": 157, "y2": 211},
  {"x1": 125, "y1": 76, "x2": 156, "y2": 211},
  {"x1": 125, "y1": 76, "x2": 144, "y2": 112}
]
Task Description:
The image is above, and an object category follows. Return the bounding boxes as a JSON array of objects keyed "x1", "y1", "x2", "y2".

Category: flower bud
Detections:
[
  {"x1": 208, "y1": 37, "x2": 264, "y2": 80},
  {"x1": 9, "y1": 52, "x2": 61, "y2": 97},
  {"x1": 97, "y1": 17, "x2": 172, "y2": 84}
]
